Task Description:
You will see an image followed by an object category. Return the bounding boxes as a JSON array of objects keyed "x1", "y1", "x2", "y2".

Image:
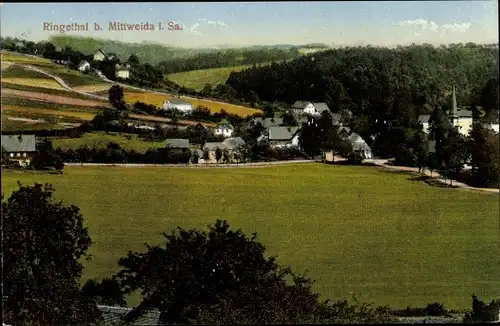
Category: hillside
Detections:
[
  {"x1": 49, "y1": 35, "x2": 216, "y2": 65},
  {"x1": 167, "y1": 62, "x2": 273, "y2": 91}
]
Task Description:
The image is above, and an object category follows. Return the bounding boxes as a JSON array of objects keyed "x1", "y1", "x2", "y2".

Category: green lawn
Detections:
[
  {"x1": 167, "y1": 63, "x2": 270, "y2": 91},
  {"x1": 51, "y1": 132, "x2": 166, "y2": 153},
  {"x1": 1, "y1": 164, "x2": 499, "y2": 310}
]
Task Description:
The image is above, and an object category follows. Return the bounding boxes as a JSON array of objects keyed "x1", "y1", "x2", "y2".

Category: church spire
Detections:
[{"x1": 451, "y1": 84, "x2": 457, "y2": 125}]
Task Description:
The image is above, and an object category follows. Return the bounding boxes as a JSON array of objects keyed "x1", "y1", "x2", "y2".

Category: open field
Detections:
[
  {"x1": 1, "y1": 77, "x2": 66, "y2": 91},
  {"x1": 1, "y1": 53, "x2": 104, "y2": 87},
  {"x1": 2, "y1": 164, "x2": 499, "y2": 309},
  {"x1": 167, "y1": 63, "x2": 265, "y2": 91},
  {"x1": 1, "y1": 64, "x2": 52, "y2": 79},
  {"x1": 51, "y1": 132, "x2": 166, "y2": 153},
  {"x1": 1, "y1": 116, "x2": 70, "y2": 131},
  {"x1": 1, "y1": 82, "x2": 107, "y2": 102},
  {"x1": 73, "y1": 84, "x2": 112, "y2": 93},
  {"x1": 124, "y1": 91, "x2": 262, "y2": 117},
  {"x1": 1, "y1": 105, "x2": 97, "y2": 122},
  {"x1": 2, "y1": 89, "x2": 109, "y2": 108}
]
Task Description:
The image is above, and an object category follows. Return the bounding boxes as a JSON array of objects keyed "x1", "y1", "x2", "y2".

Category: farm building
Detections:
[
  {"x1": 346, "y1": 132, "x2": 373, "y2": 159},
  {"x1": 162, "y1": 99, "x2": 194, "y2": 114},
  {"x1": 78, "y1": 60, "x2": 91, "y2": 72},
  {"x1": 249, "y1": 117, "x2": 284, "y2": 129},
  {"x1": 1, "y1": 134, "x2": 37, "y2": 167},
  {"x1": 93, "y1": 49, "x2": 107, "y2": 62},
  {"x1": 162, "y1": 139, "x2": 191, "y2": 163},
  {"x1": 202, "y1": 137, "x2": 246, "y2": 163},
  {"x1": 115, "y1": 64, "x2": 131, "y2": 79},
  {"x1": 290, "y1": 101, "x2": 330, "y2": 116},
  {"x1": 258, "y1": 126, "x2": 301, "y2": 149},
  {"x1": 214, "y1": 119, "x2": 234, "y2": 138}
]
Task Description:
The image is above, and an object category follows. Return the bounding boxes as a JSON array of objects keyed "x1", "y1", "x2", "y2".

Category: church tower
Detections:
[{"x1": 450, "y1": 84, "x2": 458, "y2": 127}]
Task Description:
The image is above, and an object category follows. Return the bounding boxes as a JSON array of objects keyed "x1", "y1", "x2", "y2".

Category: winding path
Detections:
[{"x1": 365, "y1": 159, "x2": 499, "y2": 194}]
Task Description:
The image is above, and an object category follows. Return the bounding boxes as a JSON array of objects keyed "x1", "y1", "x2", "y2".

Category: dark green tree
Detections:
[
  {"x1": 2, "y1": 183, "x2": 103, "y2": 325},
  {"x1": 108, "y1": 85, "x2": 126, "y2": 110},
  {"x1": 215, "y1": 147, "x2": 223, "y2": 163},
  {"x1": 463, "y1": 295, "x2": 500, "y2": 323},
  {"x1": 115, "y1": 220, "x2": 394, "y2": 325},
  {"x1": 441, "y1": 128, "x2": 469, "y2": 185}
]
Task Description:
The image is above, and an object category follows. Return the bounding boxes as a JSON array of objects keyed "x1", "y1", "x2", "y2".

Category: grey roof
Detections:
[
  {"x1": 203, "y1": 142, "x2": 227, "y2": 151},
  {"x1": 418, "y1": 115, "x2": 431, "y2": 124},
  {"x1": 98, "y1": 305, "x2": 160, "y2": 325},
  {"x1": 222, "y1": 137, "x2": 246, "y2": 149},
  {"x1": 252, "y1": 117, "x2": 284, "y2": 129},
  {"x1": 168, "y1": 99, "x2": 192, "y2": 106},
  {"x1": 291, "y1": 101, "x2": 311, "y2": 109},
  {"x1": 338, "y1": 126, "x2": 351, "y2": 134},
  {"x1": 453, "y1": 109, "x2": 472, "y2": 118},
  {"x1": 331, "y1": 113, "x2": 341, "y2": 122},
  {"x1": 1, "y1": 135, "x2": 36, "y2": 152},
  {"x1": 347, "y1": 133, "x2": 372, "y2": 152},
  {"x1": 312, "y1": 102, "x2": 329, "y2": 113},
  {"x1": 268, "y1": 127, "x2": 299, "y2": 140},
  {"x1": 165, "y1": 139, "x2": 190, "y2": 149}
]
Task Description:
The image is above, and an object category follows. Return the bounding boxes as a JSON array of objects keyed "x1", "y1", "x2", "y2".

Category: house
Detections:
[
  {"x1": 162, "y1": 99, "x2": 194, "y2": 114},
  {"x1": 201, "y1": 137, "x2": 246, "y2": 163},
  {"x1": 418, "y1": 114, "x2": 431, "y2": 133},
  {"x1": 259, "y1": 126, "x2": 300, "y2": 149},
  {"x1": 337, "y1": 126, "x2": 351, "y2": 139},
  {"x1": 250, "y1": 117, "x2": 284, "y2": 129},
  {"x1": 1, "y1": 134, "x2": 37, "y2": 167},
  {"x1": 214, "y1": 119, "x2": 234, "y2": 138},
  {"x1": 78, "y1": 60, "x2": 91, "y2": 72},
  {"x1": 488, "y1": 116, "x2": 499, "y2": 134},
  {"x1": 191, "y1": 149, "x2": 205, "y2": 164},
  {"x1": 162, "y1": 139, "x2": 192, "y2": 163},
  {"x1": 93, "y1": 49, "x2": 107, "y2": 62},
  {"x1": 346, "y1": 132, "x2": 372, "y2": 159},
  {"x1": 449, "y1": 85, "x2": 474, "y2": 136},
  {"x1": 115, "y1": 64, "x2": 131, "y2": 79},
  {"x1": 331, "y1": 113, "x2": 342, "y2": 126},
  {"x1": 290, "y1": 101, "x2": 330, "y2": 116},
  {"x1": 164, "y1": 138, "x2": 190, "y2": 149}
]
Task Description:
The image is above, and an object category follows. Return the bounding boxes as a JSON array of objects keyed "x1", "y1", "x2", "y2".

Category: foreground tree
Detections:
[
  {"x1": 30, "y1": 138, "x2": 64, "y2": 171},
  {"x1": 116, "y1": 220, "x2": 394, "y2": 325},
  {"x1": 463, "y1": 295, "x2": 500, "y2": 323},
  {"x1": 108, "y1": 84, "x2": 126, "y2": 110},
  {"x1": 441, "y1": 128, "x2": 469, "y2": 185},
  {"x1": 3, "y1": 183, "x2": 102, "y2": 325}
]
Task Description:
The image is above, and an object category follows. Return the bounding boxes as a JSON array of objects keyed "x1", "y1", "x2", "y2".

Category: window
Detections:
[
  {"x1": 10, "y1": 153, "x2": 14, "y2": 157},
  {"x1": 16, "y1": 153, "x2": 20, "y2": 157},
  {"x1": 23, "y1": 153, "x2": 27, "y2": 157}
]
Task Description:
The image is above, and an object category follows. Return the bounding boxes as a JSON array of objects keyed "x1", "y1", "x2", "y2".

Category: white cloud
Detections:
[
  {"x1": 394, "y1": 18, "x2": 471, "y2": 34},
  {"x1": 184, "y1": 18, "x2": 228, "y2": 36}
]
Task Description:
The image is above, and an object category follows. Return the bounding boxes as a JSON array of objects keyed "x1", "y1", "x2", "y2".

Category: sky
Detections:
[{"x1": 0, "y1": 1, "x2": 498, "y2": 48}]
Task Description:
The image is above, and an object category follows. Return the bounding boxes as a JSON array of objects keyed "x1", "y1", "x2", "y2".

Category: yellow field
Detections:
[
  {"x1": 73, "y1": 84, "x2": 112, "y2": 93},
  {"x1": 1, "y1": 105, "x2": 96, "y2": 121},
  {"x1": 124, "y1": 91, "x2": 262, "y2": 117},
  {"x1": 1, "y1": 77, "x2": 67, "y2": 91}
]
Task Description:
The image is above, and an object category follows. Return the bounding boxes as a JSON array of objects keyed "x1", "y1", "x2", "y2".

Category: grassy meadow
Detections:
[
  {"x1": 167, "y1": 64, "x2": 267, "y2": 91},
  {"x1": 2, "y1": 164, "x2": 499, "y2": 309},
  {"x1": 51, "y1": 132, "x2": 165, "y2": 153},
  {"x1": 124, "y1": 91, "x2": 262, "y2": 117}
]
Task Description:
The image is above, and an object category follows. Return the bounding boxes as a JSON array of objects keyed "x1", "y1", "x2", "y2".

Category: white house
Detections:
[
  {"x1": 346, "y1": 132, "x2": 373, "y2": 159},
  {"x1": 162, "y1": 99, "x2": 194, "y2": 114},
  {"x1": 93, "y1": 49, "x2": 107, "y2": 62},
  {"x1": 78, "y1": 60, "x2": 91, "y2": 72},
  {"x1": 214, "y1": 119, "x2": 234, "y2": 138},
  {"x1": 290, "y1": 101, "x2": 330, "y2": 116},
  {"x1": 115, "y1": 64, "x2": 131, "y2": 79},
  {"x1": 418, "y1": 115, "x2": 431, "y2": 133}
]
